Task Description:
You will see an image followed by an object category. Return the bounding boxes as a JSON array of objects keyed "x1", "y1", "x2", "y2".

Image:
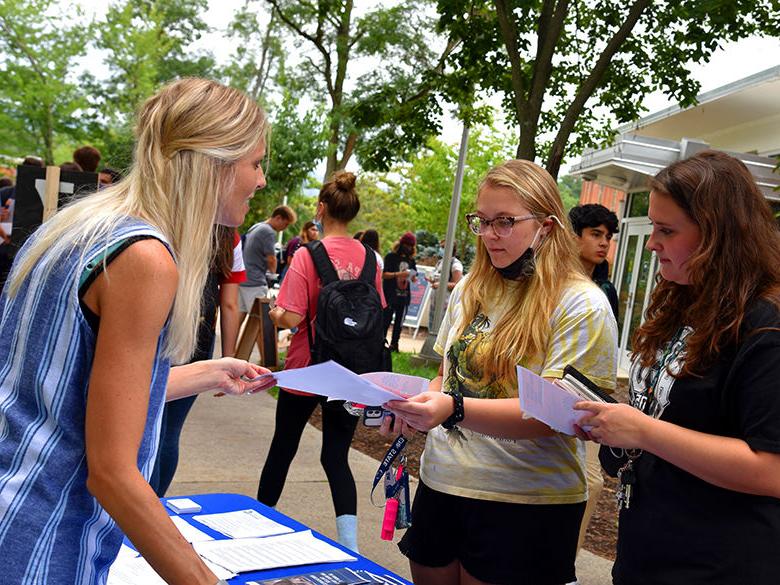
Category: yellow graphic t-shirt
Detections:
[{"x1": 421, "y1": 275, "x2": 618, "y2": 504}]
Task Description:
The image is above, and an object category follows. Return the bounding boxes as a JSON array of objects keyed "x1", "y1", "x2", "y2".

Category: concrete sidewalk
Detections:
[{"x1": 169, "y1": 331, "x2": 614, "y2": 584}]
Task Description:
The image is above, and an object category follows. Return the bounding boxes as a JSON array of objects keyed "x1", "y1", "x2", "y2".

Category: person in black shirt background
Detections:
[
  {"x1": 575, "y1": 150, "x2": 780, "y2": 585},
  {"x1": 382, "y1": 231, "x2": 417, "y2": 352}
]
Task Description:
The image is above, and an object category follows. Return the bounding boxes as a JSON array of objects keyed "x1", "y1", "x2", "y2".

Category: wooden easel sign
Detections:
[
  {"x1": 235, "y1": 297, "x2": 279, "y2": 369},
  {"x1": 11, "y1": 165, "x2": 98, "y2": 251}
]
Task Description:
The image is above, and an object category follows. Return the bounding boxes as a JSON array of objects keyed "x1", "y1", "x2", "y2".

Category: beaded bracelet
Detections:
[{"x1": 441, "y1": 389, "x2": 465, "y2": 430}]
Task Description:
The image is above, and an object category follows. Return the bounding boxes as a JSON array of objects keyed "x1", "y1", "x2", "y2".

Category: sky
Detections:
[{"x1": 74, "y1": 0, "x2": 779, "y2": 173}]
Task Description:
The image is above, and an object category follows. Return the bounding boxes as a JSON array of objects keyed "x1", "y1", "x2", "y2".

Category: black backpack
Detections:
[{"x1": 305, "y1": 240, "x2": 389, "y2": 374}]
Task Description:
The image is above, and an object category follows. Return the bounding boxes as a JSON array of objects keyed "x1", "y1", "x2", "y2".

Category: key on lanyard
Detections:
[{"x1": 617, "y1": 459, "x2": 636, "y2": 510}]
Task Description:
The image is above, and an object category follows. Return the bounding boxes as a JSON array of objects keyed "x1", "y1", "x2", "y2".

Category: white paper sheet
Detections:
[
  {"x1": 107, "y1": 556, "x2": 167, "y2": 585},
  {"x1": 170, "y1": 515, "x2": 214, "y2": 543},
  {"x1": 516, "y1": 366, "x2": 582, "y2": 435},
  {"x1": 193, "y1": 530, "x2": 357, "y2": 574},
  {"x1": 359, "y1": 372, "x2": 428, "y2": 398},
  {"x1": 192, "y1": 508, "x2": 294, "y2": 539},
  {"x1": 107, "y1": 554, "x2": 235, "y2": 584},
  {"x1": 203, "y1": 558, "x2": 239, "y2": 580},
  {"x1": 260, "y1": 361, "x2": 421, "y2": 405}
]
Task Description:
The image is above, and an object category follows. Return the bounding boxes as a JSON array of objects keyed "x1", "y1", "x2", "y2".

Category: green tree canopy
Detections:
[
  {"x1": 436, "y1": 0, "x2": 780, "y2": 178},
  {"x1": 223, "y1": 6, "x2": 328, "y2": 237},
  {"x1": 87, "y1": 0, "x2": 215, "y2": 168},
  {"x1": 264, "y1": 0, "x2": 459, "y2": 178},
  {"x1": 0, "y1": 0, "x2": 90, "y2": 163}
]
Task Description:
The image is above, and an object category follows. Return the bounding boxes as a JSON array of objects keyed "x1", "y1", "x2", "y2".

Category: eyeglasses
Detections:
[{"x1": 465, "y1": 213, "x2": 538, "y2": 237}]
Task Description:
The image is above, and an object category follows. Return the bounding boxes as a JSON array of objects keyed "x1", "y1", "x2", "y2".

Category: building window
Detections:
[
  {"x1": 770, "y1": 201, "x2": 780, "y2": 227},
  {"x1": 625, "y1": 191, "x2": 649, "y2": 218}
]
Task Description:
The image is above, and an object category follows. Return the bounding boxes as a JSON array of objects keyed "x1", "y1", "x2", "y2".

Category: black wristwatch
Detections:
[{"x1": 441, "y1": 389, "x2": 465, "y2": 430}]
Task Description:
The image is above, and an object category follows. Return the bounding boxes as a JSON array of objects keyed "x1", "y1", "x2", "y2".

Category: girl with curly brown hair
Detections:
[{"x1": 576, "y1": 150, "x2": 780, "y2": 585}]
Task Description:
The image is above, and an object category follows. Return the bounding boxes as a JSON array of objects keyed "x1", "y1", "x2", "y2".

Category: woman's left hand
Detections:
[
  {"x1": 573, "y1": 401, "x2": 651, "y2": 449},
  {"x1": 384, "y1": 391, "x2": 454, "y2": 432},
  {"x1": 206, "y1": 358, "x2": 276, "y2": 396}
]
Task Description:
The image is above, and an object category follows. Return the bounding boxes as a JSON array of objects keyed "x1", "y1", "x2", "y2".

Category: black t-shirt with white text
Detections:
[
  {"x1": 382, "y1": 251, "x2": 416, "y2": 306},
  {"x1": 602, "y1": 299, "x2": 780, "y2": 585}
]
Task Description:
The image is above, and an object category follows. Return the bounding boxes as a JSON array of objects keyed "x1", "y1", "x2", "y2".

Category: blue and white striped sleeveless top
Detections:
[{"x1": 0, "y1": 218, "x2": 172, "y2": 584}]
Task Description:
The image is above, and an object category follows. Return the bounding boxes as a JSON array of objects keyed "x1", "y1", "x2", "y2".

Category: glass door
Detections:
[{"x1": 613, "y1": 222, "x2": 657, "y2": 372}]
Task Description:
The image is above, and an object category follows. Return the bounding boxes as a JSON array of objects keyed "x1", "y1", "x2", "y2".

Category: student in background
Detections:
[
  {"x1": 72, "y1": 145, "x2": 101, "y2": 173},
  {"x1": 240, "y1": 205, "x2": 296, "y2": 318},
  {"x1": 567, "y1": 202, "x2": 620, "y2": 553},
  {"x1": 60, "y1": 161, "x2": 83, "y2": 173},
  {"x1": 360, "y1": 229, "x2": 383, "y2": 271},
  {"x1": 0, "y1": 78, "x2": 274, "y2": 585},
  {"x1": 280, "y1": 220, "x2": 318, "y2": 283},
  {"x1": 385, "y1": 160, "x2": 617, "y2": 585},
  {"x1": 99, "y1": 167, "x2": 122, "y2": 187},
  {"x1": 576, "y1": 150, "x2": 780, "y2": 585},
  {"x1": 427, "y1": 239, "x2": 463, "y2": 330},
  {"x1": 383, "y1": 232, "x2": 417, "y2": 352},
  {"x1": 569, "y1": 203, "x2": 619, "y2": 319},
  {"x1": 151, "y1": 225, "x2": 247, "y2": 496},
  {"x1": 260, "y1": 171, "x2": 385, "y2": 552},
  {"x1": 0, "y1": 157, "x2": 45, "y2": 289}
]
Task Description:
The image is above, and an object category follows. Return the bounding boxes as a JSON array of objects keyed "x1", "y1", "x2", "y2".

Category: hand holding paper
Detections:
[
  {"x1": 257, "y1": 361, "x2": 428, "y2": 405},
  {"x1": 384, "y1": 390, "x2": 457, "y2": 432},
  {"x1": 516, "y1": 366, "x2": 591, "y2": 436}
]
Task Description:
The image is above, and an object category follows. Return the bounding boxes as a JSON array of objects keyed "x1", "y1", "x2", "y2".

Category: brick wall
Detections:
[{"x1": 578, "y1": 180, "x2": 627, "y2": 267}]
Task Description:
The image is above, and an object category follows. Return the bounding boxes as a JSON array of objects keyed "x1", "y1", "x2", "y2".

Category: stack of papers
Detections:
[
  {"x1": 194, "y1": 530, "x2": 357, "y2": 574},
  {"x1": 516, "y1": 366, "x2": 584, "y2": 435},
  {"x1": 166, "y1": 497, "x2": 201, "y2": 513},
  {"x1": 192, "y1": 509, "x2": 293, "y2": 539},
  {"x1": 170, "y1": 516, "x2": 213, "y2": 543},
  {"x1": 107, "y1": 548, "x2": 235, "y2": 585},
  {"x1": 258, "y1": 361, "x2": 428, "y2": 405},
  {"x1": 108, "y1": 506, "x2": 361, "y2": 582}
]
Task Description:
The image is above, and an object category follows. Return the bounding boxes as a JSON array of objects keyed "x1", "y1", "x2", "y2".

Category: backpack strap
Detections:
[
  {"x1": 357, "y1": 244, "x2": 376, "y2": 284},
  {"x1": 305, "y1": 240, "x2": 339, "y2": 286}
]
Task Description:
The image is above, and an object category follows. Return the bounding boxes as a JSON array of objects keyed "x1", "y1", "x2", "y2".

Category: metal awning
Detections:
[{"x1": 570, "y1": 134, "x2": 780, "y2": 200}]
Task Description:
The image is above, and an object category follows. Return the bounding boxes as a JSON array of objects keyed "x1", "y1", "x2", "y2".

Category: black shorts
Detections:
[{"x1": 398, "y1": 481, "x2": 585, "y2": 585}]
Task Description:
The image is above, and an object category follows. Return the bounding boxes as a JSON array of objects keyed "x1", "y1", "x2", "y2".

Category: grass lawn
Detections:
[{"x1": 391, "y1": 351, "x2": 440, "y2": 380}]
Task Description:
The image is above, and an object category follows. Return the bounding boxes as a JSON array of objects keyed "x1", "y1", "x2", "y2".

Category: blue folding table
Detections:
[{"x1": 148, "y1": 493, "x2": 412, "y2": 584}]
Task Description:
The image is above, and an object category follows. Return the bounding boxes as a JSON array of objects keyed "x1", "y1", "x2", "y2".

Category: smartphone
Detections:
[{"x1": 362, "y1": 406, "x2": 395, "y2": 427}]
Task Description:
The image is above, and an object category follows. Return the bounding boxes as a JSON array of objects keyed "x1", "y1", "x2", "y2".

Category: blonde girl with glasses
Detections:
[
  {"x1": 385, "y1": 159, "x2": 618, "y2": 585},
  {"x1": 0, "y1": 78, "x2": 273, "y2": 585}
]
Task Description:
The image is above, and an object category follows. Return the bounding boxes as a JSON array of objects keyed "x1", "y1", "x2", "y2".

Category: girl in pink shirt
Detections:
[{"x1": 261, "y1": 171, "x2": 385, "y2": 552}]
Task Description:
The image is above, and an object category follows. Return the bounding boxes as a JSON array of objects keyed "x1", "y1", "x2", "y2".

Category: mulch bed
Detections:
[{"x1": 308, "y1": 380, "x2": 629, "y2": 561}]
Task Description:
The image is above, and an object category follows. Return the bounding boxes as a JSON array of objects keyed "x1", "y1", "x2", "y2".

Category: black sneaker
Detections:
[{"x1": 390, "y1": 344, "x2": 400, "y2": 353}]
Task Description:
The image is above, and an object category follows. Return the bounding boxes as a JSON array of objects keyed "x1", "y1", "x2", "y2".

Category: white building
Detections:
[{"x1": 571, "y1": 65, "x2": 780, "y2": 371}]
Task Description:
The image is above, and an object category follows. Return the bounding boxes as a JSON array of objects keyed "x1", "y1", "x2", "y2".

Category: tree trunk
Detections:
[
  {"x1": 44, "y1": 104, "x2": 54, "y2": 165},
  {"x1": 323, "y1": 0, "x2": 355, "y2": 180},
  {"x1": 324, "y1": 118, "x2": 341, "y2": 179},
  {"x1": 544, "y1": 0, "x2": 653, "y2": 179}
]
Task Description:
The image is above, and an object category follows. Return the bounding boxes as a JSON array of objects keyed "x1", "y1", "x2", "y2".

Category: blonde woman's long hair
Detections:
[
  {"x1": 458, "y1": 159, "x2": 586, "y2": 381},
  {"x1": 8, "y1": 78, "x2": 268, "y2": 363}
]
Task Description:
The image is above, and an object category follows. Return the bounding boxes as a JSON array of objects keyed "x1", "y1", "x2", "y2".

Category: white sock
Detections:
[{"x1": 336, "y1": 514, "x2": 359, "y2": 552}]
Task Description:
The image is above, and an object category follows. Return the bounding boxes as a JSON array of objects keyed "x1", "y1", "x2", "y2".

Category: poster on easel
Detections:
[
  {"x1": 11, "y1": 165, "x2": 98, "y2": 252},
  {"x1": 403, "y1": 266, "x2": 433, "y2": 338}
]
